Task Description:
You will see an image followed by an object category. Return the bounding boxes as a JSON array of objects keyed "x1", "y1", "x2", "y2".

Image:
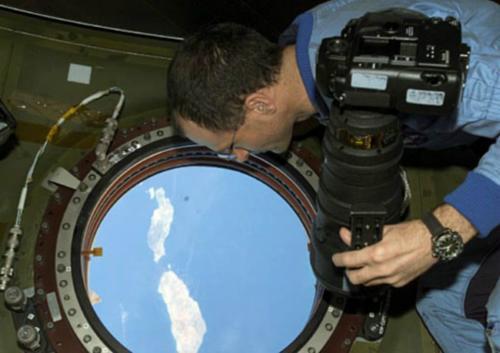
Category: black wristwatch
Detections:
[{"x1": 421, "y1": 212, "x2": 464, "y2": 262}]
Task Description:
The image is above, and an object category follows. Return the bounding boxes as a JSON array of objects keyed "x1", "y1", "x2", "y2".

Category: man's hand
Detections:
[
  {"x1": 332, "y1": 204, "x2": 477, "y2": 287},
  {"x1": 332, "y1": 220, "x2": 438, "y2": 287}
]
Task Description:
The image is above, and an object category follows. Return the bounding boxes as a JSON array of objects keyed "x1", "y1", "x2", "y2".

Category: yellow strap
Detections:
[{"x1": 46, "y1": 105, "x2": 80, "y2": 142}]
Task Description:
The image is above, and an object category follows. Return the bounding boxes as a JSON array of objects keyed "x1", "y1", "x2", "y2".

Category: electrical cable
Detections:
[{"x1": 0, "y1": 87, "x2": 125, "y2": 291}]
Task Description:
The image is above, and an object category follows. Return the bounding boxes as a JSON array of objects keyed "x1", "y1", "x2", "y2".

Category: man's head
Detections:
[
  {"x1": 167, "y1": 22, "x2": 283, "y2": 131},
  {"x1": 167, "y1": 23, "x2": 308, "y2": 161},
  {"x1": 167, "y1": 23, "x2": 315, "y2": 161}
]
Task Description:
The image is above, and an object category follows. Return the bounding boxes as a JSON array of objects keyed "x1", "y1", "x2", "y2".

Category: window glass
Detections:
[{"x1": 89, "y1": 166, "x2": 316, "y2": 353}]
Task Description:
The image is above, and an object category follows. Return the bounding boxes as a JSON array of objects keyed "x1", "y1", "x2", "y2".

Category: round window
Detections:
[{"x1": 88, "y1": 166, "x2": 316, "y2": 353}]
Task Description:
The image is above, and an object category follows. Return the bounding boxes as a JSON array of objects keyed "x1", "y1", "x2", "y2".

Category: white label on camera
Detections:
[
  {"x1": 406, "y1": 89, "x2": 445, "y2": 106},
  {"x1": 351, "y1": 72, "x2": 388, "y2": 90}
]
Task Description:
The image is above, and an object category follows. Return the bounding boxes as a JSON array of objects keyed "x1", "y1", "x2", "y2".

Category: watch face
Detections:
[{"x1": 432, "y1": 229, "x2": 464, "y2": 262}]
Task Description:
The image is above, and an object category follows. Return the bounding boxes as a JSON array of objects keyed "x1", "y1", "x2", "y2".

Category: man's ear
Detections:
[{"x1": 244, "y1": 88, "x2": 277, "y2": 116}]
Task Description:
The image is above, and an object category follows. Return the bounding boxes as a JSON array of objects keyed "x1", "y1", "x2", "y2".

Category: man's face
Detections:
[{"x1": 176, "y1": 110, "x2": 296, "y2": 162}]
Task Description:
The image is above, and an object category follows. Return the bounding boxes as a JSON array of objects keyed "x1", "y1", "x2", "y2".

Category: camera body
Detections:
[
  {"x1": 311, "y1": 9, "x2": 470, "y2": 298},
  {"x1": 316, "y1": 9, "x2": 470, "y2": 116}
]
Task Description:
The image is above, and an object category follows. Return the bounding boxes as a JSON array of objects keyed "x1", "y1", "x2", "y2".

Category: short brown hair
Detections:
[{"x1": 166, "y1": 23, "x2": 283, "y2": 131}]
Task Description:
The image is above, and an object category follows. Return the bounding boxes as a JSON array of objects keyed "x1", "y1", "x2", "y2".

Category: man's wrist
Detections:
[{"x1": 432, "y1": 203, "x2": 478, "y2": 244}]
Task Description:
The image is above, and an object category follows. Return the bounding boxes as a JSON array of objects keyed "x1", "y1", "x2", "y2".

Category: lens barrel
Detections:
[{"x1": 311, "y1": 107, "x2": 405, "y2": 295}]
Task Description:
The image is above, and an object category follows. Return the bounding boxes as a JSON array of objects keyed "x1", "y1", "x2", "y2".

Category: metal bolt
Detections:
[
  {"x1": 332, "y1": 309, "x2": 341, "y2": 318},
  {"x1": 62, "y1": 223, "x2": 70, "y2": 230},
  {"x1": 17, "y1": 325, "x2": 41, "y2": 351},
  {"x1": 325, "y1": 323, "x2": 333, "y2": 331},
  {"x1": 59, "y1": 280, "x2": 68, "y2": 288},
  {"x1": 157, "y1": 130, "x2": 164, "y2": 137},
  {"x1": 47, "y1": 322, "x2": 54, "y2": 329},
  {"x1": 35, "y1": 255, "x2": 43, "y2": 263},
  {"x1": 41, "y1": 222, "x2": 49, "y2": 232},
  {"x1": 36, "y1": 288, "x2": 44, "y2": 297},
  {"x1": 307, "y1": 348, "x2": 316, "y2": 353},
  {"x1": 89, "y1": 174, "x2": 96, "y2": 181},
  {"x1": 57, "y1": 251, "x2": 66, "y2": 259},
  {"x1": 343, "y1": 338, "x2": 352, "y2": 347},
  {"x1": 57, "y1": 264, "x2": 66, "y2": 273},
  {"x1": 68, "y1": 308, "x2": 76, "y2": 316},
  {"x1": 4, "y1": 286, "x2": 26, "y2": 311},
  {"x1": 63, "y1": 295, "x2": 70, "y2": 301},
  {"x1": 79, "y1": 183, "x2": 88, "y2": 192},
  {"x1": 72, "y1": 197, "x2": 81, "y2": 204},
  {"x1": 83, "y1": 335, "x2": 92, "y2": 343},
  {"x1": 93, "y1": 347, "x2": 102, "y2": 353}
]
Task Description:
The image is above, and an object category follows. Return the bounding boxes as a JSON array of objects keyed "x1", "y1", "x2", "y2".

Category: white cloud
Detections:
[
  {"x1": 119, "y1": 304, "x2": 129, "y2": 340},
  {"x1": 158, "y1": 271, "x2": 207, "y2": 353},
  {"x1": 88, "y1": 289, "x2": 102, "y2": 305},
  {"x1": 121, "y1": 308, "x2": 129, "y2": 325},
  {"x1": 147, "y1": 187, "x2": 174, "y2": 262}
]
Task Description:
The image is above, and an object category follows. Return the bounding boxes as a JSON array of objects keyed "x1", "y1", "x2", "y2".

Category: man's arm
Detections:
[{"x1": 331, "y1": 0, "x2": 499, "y2": 287}]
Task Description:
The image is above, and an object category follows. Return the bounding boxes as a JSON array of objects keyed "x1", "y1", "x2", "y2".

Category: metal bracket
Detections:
[{"x1": 42, "y1": 167, "x2": 81, "y2": 192}]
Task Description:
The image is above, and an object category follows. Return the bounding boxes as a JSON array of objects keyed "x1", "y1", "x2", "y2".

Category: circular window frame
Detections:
[{"x1": 33, "y1": 119, "x2": 364, "y2": 353}]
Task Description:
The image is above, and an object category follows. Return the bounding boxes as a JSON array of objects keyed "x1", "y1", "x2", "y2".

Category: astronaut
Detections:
[{"x1": 166, "y1": 0, "x2": 500, "y2": 351}]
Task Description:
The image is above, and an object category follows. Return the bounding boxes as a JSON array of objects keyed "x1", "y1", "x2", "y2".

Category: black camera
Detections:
[
  {"x1": 0, "y1": 99, "x2": 16, "y2": 148},
  {"x1": 311, "y1": 9, "x2": 469, "y2": 297},
  {"x1": 316, "y1": 8, "x2": 470, "y2": 116}
]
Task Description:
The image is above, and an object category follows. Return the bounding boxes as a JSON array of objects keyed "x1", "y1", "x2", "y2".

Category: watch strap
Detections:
[{"x1": 421, "y1": 212, "x2": 445, "y2": 237}]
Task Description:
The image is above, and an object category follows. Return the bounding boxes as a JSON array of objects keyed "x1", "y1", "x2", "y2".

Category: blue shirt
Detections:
[{"x1": 280, "y1": 0, "x2": 500, "y2": 236}]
